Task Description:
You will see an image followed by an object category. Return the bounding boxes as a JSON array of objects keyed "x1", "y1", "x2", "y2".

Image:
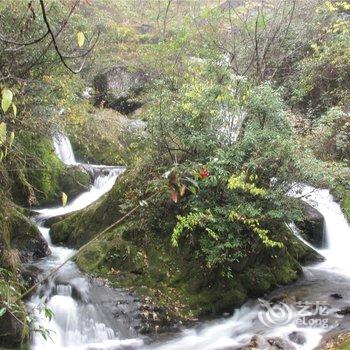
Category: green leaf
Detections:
[
  {"x1": 8, "y1": 131, "x2": 15, "y2": 147},
  {"x1": 0, "y1": 307, "x2": 6, "y2": 317},
  {"x1": 12, "y1": 103, "x2": 17, "y2": 117},
  {"x1": 61, "y1": 192, "x2": 68, "y2": 207},
  {"x1": 1, "y1": 88, "x2": 13, "y2": 113},
  {"x1": 77, "y1": 32, "x2": 85, "y2": 47},
  {"x1": 0, "y1": 151, "x2": 3, "y2": 162},
  {"x1": 0, "y1": 122, "x2": 7, "y2": 146}
]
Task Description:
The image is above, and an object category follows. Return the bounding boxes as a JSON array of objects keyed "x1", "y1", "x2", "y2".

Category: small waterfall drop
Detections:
[
  {"x1": 294, "y1": 186, "x2": 350, "y2": 276},
  {"x1": 53, "y1": 134, "x2": 77, "y2": 165}
]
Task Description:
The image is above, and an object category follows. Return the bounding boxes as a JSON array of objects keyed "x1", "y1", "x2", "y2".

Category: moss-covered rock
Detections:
[
  {"x1": 0, "y1": 205, "x2": 50, "y2": 263},
  {"x1": 330, "y1": 165, "x2": 350, "y2": 221},
  {"x1": 68, "y1": 107, "x2": 145, "y2": 166},
  {"x1": 59, "y1": 165, "x2": 91, "y2": 201},
  {"x1": 10, "y1": 133, "x2": 63, "y2": 206},
  {"x1": 50, "y1": 173, "x2": 321, "y2": 321}
]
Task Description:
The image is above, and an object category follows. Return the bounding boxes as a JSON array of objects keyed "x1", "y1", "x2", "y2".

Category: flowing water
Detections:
[
  {"x1": 28, "y1": 135, "x2": 143, "y2": 350},
  {"x1": 28, "y1": 136, "x2": 350, "y2": 350}
]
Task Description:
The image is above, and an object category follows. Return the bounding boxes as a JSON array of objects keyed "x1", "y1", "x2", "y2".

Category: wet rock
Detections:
[
  {"x1": 288, "y1": 331, "x2": 306, "y2": 345},
  {"x1": 241, "y1": 335, "x2": 266, "y2": 349},
  {"x1": 318, "y1": 330, "x2": 350, "y2": 350},
  {"x1": 7, "y1": 209, "x2": 50, "y2": 262},
  {"x1": 44, "y1": 212, "x2": 72, "y2": 227},
  {"x1": 22, "y1": 266, "x2": 41, "y2": 289},
  {"x1": 0, "y1": 311, "x2": 24, "y2": 349},
  {"x1": 269, "y1": 293, "x2": 296, "y2": 306},
  {"x1": 59, "y1": 165, "x2": 92, "y2": 202},
  {"x1": 296, "y1": 202, "x2": 325, "y2": 248},
  {"x1": 267, "y1": 337, "x2": 297, "y2": 350},
  {"x1": 94, "y1": 65, "x2": 148, "y2": 114},
  {"x1": 331, "y1": 293, "x2": 343, "y2": 300},
  {"x1": 337, "y1": 307, "x2": 350, "y2": 316}
]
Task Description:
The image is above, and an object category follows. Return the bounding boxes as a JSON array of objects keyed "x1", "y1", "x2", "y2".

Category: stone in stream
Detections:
[
  {"x1": 5, "y1": 208, "x2": 50, "y2": 262},
  {"x1": 295, "y1": 201, "x2": 325, "y2": 248},
  {"x1": 240, "y1": 335, "x2": 265, "y2": 349},
  {"x1": 337, "y1": 306, "x2": 350, "y2": 316},
  {"x1": 59, "y1": 164, "x2": 92, "y2": 202},
  {"x1": 330, "y1": 293, "x2": 343, "y2": 300},
  {"x1": 288, "y1": 331, "x2": 307, "y2": 345},
  {"x1": 267, "y1": 337, "x2": 297, "y2": 350}
]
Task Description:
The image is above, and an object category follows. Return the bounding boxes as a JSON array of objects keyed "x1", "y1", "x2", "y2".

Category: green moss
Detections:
[
  {"x1": 340, "y1": 341, "x2": 350, "y2": 350},
  {"x1": 330, "y1": 166, "x2": 350, "y2": 222},
  {"x1": 342, "y1": 195, "x2": 350, "y2": 221},
  {"x1": 10, "y1": 132, "x2": 63, "y2": 206},
  {"x1": 59, "y1": 166, "x2": 91, "y2": 200}
]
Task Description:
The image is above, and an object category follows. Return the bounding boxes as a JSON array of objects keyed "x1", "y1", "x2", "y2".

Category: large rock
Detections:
[
  {"x1": 4, "y1": 208, "x2": 50, "y2": 262},
  {"x1": 94, "y1": 65, "x2": 147, "y2": 114},
  {"x1": 296, "y1": 202, "x2": 325, "y2": 248},
  {"x1": 0, "y1": 311, "x2": 24, "y2": 349},
  {"x1": 59, "y1": 165, "x2": 92, "y2": 202}
]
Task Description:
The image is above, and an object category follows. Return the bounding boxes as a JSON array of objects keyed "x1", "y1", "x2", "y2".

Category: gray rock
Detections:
[
  {"x1": 0, "y1": 311, "x2": 23, "y2": 348},
  {"x1": 59, "y1": 164, "x2": 92, "y2": 202},
  {"x1": 94, "y1": 65, "x2": 147, "y2": 114},
  {"x1": 296, "y1": 202, "x2": 325, "y2": 248},
  {"x1": 288, "y1": 331, "x2": 306, "y2": 345},
  {"x1": 8, "y1": 209, "x2": 50, "y2": 262},
  {"x1": 267, "y1": 337, "x2": 297, "y2": 350}
]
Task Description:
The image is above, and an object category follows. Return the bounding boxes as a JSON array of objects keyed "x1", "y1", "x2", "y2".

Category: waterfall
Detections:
[
  {"x1": 53, "y1": 134, "x2": 77, "y2": 165},
  {"x1": 28, "y1": 135, "x2": 143, "y2": 350}
]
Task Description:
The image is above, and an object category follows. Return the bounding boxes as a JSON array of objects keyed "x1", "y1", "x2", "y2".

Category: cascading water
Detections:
[
  {"x1": 28, "y1": 135, "x2": 143, "y2": 350},
  {"x1": 53, "y1": 134, "x2": 77, "y2": 166},
  {"x1": 28, "y1": 137, "x2": 350, "y2": 350}
]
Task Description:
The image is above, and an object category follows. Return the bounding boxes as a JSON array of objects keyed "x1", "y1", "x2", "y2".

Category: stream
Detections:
[{"x1": 27, "y1": 135, "x2": 350, "y2": 350}]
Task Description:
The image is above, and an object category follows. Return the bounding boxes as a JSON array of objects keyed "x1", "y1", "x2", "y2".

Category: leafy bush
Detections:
[{"x1": 312, "y1": 107, "x2": 350, "y2": 161}]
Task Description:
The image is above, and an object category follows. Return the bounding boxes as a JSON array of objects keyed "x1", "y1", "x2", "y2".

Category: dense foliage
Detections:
[{"x1": 0, "y1": 0, "x2": 349, "y2": 346}]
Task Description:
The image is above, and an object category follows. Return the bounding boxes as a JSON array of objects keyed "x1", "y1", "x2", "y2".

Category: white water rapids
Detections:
[{"x1": 28, "y1": 136, "x2": 350, "y2": 350}]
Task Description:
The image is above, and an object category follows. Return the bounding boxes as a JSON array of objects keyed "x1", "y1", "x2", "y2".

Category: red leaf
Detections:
[
  {"x1": 170, "y1": 191, "x2": 178, "y2": 203},
  {"x1": 199, "y1": 167, "x2": 209, "y2": 180}
]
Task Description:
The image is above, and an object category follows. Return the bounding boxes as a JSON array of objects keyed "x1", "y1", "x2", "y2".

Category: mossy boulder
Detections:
[
  {"x1": 68, "y1": 108, "x2": 144, "y2": 165},
  {"x1": 59, "y1": 165, "x2": 91, "y2": 201},
  {"x1": 94, "y1": 65, "x2": 147, "y2": 114},
  {"x1": 50, "y1": 174, "x2": 322, "y2": 321},
  {"x1": 10, "y1": 133, "x2": 63, "y2": 206},
  {"x1": 0, "y1": 206, "x2": 50, "y2": 263}
]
